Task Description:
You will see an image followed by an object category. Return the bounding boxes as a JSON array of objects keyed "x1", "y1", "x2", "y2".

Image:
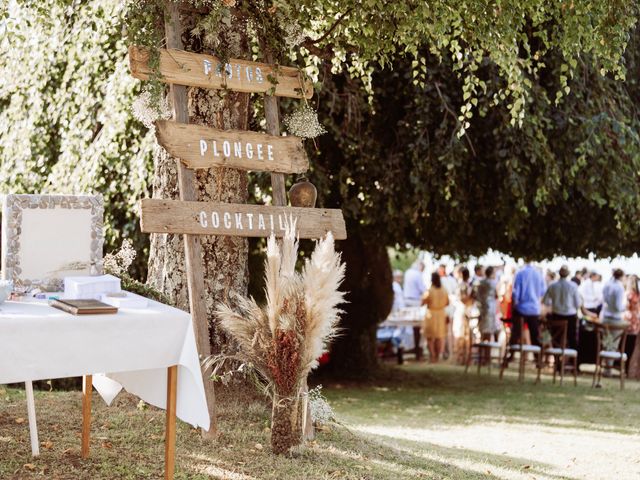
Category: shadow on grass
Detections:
[{"x1": 322, "y1": 363, "x2": 640, "y2": 436}]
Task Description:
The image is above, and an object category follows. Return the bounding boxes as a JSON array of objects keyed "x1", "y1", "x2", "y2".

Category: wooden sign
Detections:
[
  {"x1": 156, "y1": 120, "x2": 308, "y2": 174},
  {"x1": 129, "y1": 46, "x2": 313, "y2": 99},
  {"x1": 140, "y1": 199, "x2": 347, "y2": 240}
]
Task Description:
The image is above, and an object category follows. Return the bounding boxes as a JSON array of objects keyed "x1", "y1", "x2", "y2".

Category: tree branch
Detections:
[
  {"x1": 306, "y1": 8, "x2": 354, "y2": 45},
  {"x1": 434, "y1": 82, "x2": 477, "y2": 157}
]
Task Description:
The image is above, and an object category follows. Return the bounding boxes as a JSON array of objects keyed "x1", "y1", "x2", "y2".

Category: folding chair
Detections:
[
  {"x1": 499, "y1": 316, "x2": 541, "y2": 383},
  {"x1": 592, "y1": 323, "x2": 629, "y2": 390},
  {"x1": 465, "y1": 314, "x2": 501, "y2": 375},
  {"x1": 542, "y1": 319, "x2": 578, "y2": 386}
]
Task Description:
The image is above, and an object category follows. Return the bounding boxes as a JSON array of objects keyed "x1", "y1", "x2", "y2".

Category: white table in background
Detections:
[{"x1": 0, "y1": 297, "x2": 209, "y2": 480}]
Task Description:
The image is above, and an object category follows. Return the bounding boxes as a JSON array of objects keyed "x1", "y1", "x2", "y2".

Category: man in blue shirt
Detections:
[{"x1": 511, "y1": 261, "x2": 546, "y2": 347}]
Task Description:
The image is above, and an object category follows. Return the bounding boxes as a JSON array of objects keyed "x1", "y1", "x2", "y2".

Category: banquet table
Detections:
[
  {"x1": 0, "y1": 296, "x2": 210, "y2": 479},
  {"x1": 379, "y1": 307, "x2": 425, "y2": 362}
]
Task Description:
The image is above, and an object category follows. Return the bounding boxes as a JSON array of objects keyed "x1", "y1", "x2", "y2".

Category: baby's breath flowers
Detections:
[
  {"x1": 132, "y1": 90, "x2": 171, "y2": 129},
  {"x1": 103, "y1": 239, "x2": 137, "y2": 277},
  {"x1": 284, "y1": 104, "x2": 326, "y2": 139}
]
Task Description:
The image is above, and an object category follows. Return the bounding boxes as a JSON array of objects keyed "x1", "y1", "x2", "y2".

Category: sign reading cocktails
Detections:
[
  {"x1": 129, "y1": 46, "x2": 313, "y2": 99},
  {"x1": 156, "y1": 121, "x2": 308, "y2": 173},
  {"x1": 140, "y1": 199, "x2": 347, "y2": 240}
]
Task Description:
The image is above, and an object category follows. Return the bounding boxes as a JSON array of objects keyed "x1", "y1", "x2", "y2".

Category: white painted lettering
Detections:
[
  {"x1": 225, "y1": 63, "x2": 233, "y2": 78},
  {"x1": 234, "y1": 141, "x2": 242, "y2": 158},
  {"x1": 278, "y1": 214, "x2": 286, "y2": 230},
  {"x1": 199, "y1": 139, "x2": 208, "y2": 156},
  {"x1": 236, "y1": 63, "x2": 241, "y2": 79},
  {"x1": 235, "y1": 213, "x2": 243, "y2": 229},
  {"x1": 257, "y1": 144, "x2": 263, "y2": 160},
  {"x1": 246, "y1": 143, "x2": 254, "y2": 159},
  {"x1": 212, "y1": 212, "x2": 220, "y2": 228},
  {"x1": 204, "y1": 59, "x2": 213, "y2": 75},
  {"x1": 199, "y1": 211, "x2": 208, "y2": 228},
  {"x1": 255, "y1": 67, "x2": 264, "y2": 83},
  {"x1": 246, "y1": 66, "x2": 253, "y2": 82},
  {"x1": 258, "y1": 214, "x2": 266, "y2": 230},
  {"x1": 246, "y1": 213, "x2": 254, "y2": 229},
  {"x1": 223, "y1": 141, "x2": 231, "y2": 157},
  {"x1": 215, "y1": 63, "x2": 223, "y2": 77},
  {"x1": 270, "y1": 214, "x2": 274, "y2": 230},
  {"x1": 223, "y1": 212, "x2": 232, "y2": 229},
  {"x1": 267, "y1": 144, "x2": 274, "y2": 161},
  {"x1": 213, "y1": 140, "x2": 220, "y2": 157}
]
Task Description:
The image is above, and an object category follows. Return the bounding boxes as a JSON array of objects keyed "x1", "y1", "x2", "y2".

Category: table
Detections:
[
  {"x1": 379, "y1": 307, "x2": 425, "y2": 363},
  {"x1": 0, "y1": 297, "x2": 210, "y2": 479}
]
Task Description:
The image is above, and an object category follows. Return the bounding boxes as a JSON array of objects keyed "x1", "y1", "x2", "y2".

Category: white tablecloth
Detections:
[
  {"x1": 0, "y1": 297, "x2": 210, "y2": 431},
  {"x1": 380, "y1": 306, "x2": 425, "y2": 327}
]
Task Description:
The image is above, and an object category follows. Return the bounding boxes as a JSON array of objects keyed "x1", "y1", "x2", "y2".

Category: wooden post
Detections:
[
  {"x1": 164, "y1": 1, "x2": 217, "y2": 437},
  {"x1": 25, "y1": 381, "x2": 39, "y2": 457},
  {"x1": 81, "y1": 375, "x2": 92, "y2": 459},
  {"x1": 165, "y1": 366, "x2": 178, "y2": 480}
]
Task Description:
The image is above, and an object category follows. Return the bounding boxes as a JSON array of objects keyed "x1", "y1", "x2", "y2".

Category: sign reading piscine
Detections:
[
  {"x1": 140, "y1": 199, "x2": 347, "y2": 240},
  {"x1": 129, "y1": 46, "x2": 313, "y2": 99},
  {"x1": 155, "y1": 121, "x2": 308, "y2": 173}
]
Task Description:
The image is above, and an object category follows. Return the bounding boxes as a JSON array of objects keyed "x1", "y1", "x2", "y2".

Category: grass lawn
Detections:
[{"x1": 1, "y1": 363, "x2": 639, "y2": 479}]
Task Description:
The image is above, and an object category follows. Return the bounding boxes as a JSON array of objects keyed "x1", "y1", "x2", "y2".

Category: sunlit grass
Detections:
[{"x1": 1, "y1": 364, "x2": 639, "y2": 479}]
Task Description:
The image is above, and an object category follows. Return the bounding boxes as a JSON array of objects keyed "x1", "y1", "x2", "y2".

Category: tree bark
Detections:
[
  {"x1": 147, "y1": 10, "x2": 250, "y2": 354},
  {"x1": 326, "y1": 230, "x2": 393, "y2": 377}
]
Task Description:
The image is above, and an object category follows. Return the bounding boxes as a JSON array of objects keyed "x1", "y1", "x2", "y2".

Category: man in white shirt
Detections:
[
  {"x1": 403, "y1": 261, "x2": 426, "y2": 307},
  {"x1": 579, "y1": 271, "x2": 604, "y2": 315},
  {"x1": 392, "y1": 270, "x2": 405, "y2": 311}
]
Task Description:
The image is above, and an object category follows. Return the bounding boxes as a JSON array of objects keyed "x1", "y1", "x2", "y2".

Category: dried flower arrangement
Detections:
[{"x1": 215, "y1": 218, "x2": 345, "y2": 454}]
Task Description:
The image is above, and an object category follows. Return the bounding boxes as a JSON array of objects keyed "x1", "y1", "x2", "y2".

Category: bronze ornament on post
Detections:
[{"x1": 288, "y1": 177, "x2": 317, "y2": 208}]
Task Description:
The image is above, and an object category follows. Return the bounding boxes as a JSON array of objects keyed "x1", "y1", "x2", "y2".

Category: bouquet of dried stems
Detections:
[{"x1": 215, "y1": 218, "x2": 345, "y2": 454}]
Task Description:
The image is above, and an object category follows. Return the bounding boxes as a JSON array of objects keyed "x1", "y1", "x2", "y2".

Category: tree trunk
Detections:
[
  {"x1": 147, "y1": 10, "x2": 250, "y2": 354},
  {"x1": 326, "y1": 230, "x2": 393, "y2": 377}
]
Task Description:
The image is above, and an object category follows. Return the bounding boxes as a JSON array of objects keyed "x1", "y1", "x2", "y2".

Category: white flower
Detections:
[
  {"x1": 308, "y1": 385, "x2": 335, "y2": 425},
  {"x1": 131, "y1": 90, "x2": 171, "y2": 129},
  {"x1": 103, "y1": 239, "x2": 137, "y2": 277},
  {"x1": 284, "y1": 104, "x2": 326, "y2": 139}
]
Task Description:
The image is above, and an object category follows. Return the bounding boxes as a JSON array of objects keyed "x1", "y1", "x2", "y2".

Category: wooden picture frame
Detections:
[{"x1": 1, "y1": 194, "x2": 104, "y2": 291}]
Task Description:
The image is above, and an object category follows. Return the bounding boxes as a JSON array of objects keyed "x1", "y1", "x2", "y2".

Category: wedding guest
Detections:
[
  {"x1": 580, "y1": 271, "x2": 604, "y2": 315},
  {"x1": 422, "y1": 271, "x2": 450, "y2": 363},
  {"x1": 404, "y1": 261, "x2": 426, "y2": 307},
  {"x1": 543, "y1": 265, "x2": 582, "y2": 350},
  {"x1": 499, "y1": 266, "x2": 516, "y2": 326},
  {"x1": 392, "y1": 269, "x2": 405, "y2": 312},
  {"x1": 602, "y1": 269, "x2": 626, "y2": 327},
  {"x1": 511, "y1": 260, "x2": 545, "y2": 349},
  {"x1": 472, "y1": 264, "x2": 484, "y2": 287},
  {"x1": 571, "y1": 267, "x2": 588, "y2": 286},
  {"x1": 625, "y1": 275, "x2": 640, "y2": 335},
  {"x1": 438, "y1": 264, "x2": 458, "y2": 360},
  {"x1": 600, "y1": 269, "x2": 628, "y2": 376},
  {"x1": 477, "y1": 266, "x2": 499, "y2": 341}
]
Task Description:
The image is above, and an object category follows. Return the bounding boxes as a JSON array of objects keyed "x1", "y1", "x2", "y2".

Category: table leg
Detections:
[
  {"x1": 81, "y1": 375, "x2": 92, "y2": 459},
  {"x1": 165, "y1": 366, "x2": 178, "y2": 480},
  {"x1": 25, "y1": 381, "x2": 39, "y2": 457}
]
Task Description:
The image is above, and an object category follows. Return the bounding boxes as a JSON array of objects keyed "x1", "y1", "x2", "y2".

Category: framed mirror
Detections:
[{"x1": 1, "y1": 194, "x2": 104, "y2": 291}]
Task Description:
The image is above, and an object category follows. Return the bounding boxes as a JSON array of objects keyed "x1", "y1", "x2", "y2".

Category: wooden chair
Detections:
[
  {"x1": 499, "y1": 316, "x2": 542, "y2": 383},
  {"x1": 592, "y1": 322, "x2": 629, "y2": 390},
  {"x1": 464, "y1": 314, "x2": 501, "y2": 375},
  {"x1": 541, "y1": 319, "x2": 578, "y2": 386}
]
